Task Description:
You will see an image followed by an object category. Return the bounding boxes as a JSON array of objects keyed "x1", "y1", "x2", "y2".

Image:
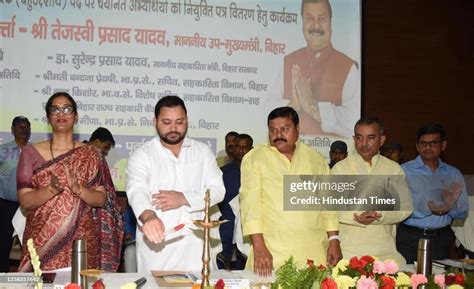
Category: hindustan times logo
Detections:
[{"x1": 289, "y1": 180, "x2": 357, "y2": 193}]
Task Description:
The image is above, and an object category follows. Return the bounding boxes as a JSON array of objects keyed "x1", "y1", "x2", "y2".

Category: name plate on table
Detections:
[
  {"x1": 152, "y1": 271, "x2": 193, "y2": 287},
  {"x1": 187, "y1": 272, "x2": 251, "y2": 288},
  {"x1": 193, "y1": 278, "x2": 250, "y2": 289}
]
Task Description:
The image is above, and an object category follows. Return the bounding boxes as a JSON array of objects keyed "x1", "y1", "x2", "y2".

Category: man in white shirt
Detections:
[{"x1": 126, "y1": 95, "x2": 225, "y2": 272}]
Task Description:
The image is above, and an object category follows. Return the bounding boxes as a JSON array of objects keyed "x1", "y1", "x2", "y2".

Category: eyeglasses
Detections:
[
  {"x1": 49, "y1": 105, "x2": 75, "y2": 115},
  {"x1": 417, "y1": 140, "x2": 442, "y2": 148}
]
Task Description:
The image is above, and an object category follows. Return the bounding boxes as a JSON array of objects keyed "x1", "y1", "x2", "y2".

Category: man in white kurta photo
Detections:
[{"x1": 126, "y1": 95, "x2": 225, "y2": 272}]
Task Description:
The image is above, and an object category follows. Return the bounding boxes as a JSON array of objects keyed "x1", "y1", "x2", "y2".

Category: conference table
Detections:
[
  {"x1": 0, "y1": 264, "x2": 428, "y2": 289},
  {"x1": 0, "y1": 269, "x2": 275, "y2": 289}
]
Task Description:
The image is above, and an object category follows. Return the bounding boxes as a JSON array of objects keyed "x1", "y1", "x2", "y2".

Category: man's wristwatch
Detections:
[{"x1": 328, "y1": 235, "x2": 341, "y2": 242}]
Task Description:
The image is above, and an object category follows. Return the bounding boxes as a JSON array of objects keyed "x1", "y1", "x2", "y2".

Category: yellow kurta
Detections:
[
  {"x1": 331, "y1": 154, "x2": 413, "y2": 264},
  {"x1": 240, "y1": 142, "x2": 338, "y2": 268}
]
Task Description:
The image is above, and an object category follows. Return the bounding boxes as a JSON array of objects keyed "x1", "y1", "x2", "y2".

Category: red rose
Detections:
[
  {"x1": 454, "y1": 274, "x2": 465, "y2": 285},
  {"x1": 445, "y1": 274, "x2": 455, "y2": 285},
  {"x1": 321, "y1": 277, "x2": 337, "y2": 289},
  {"x1": 65, "y1": 284, "x2": 81, "y2": 289},
  {"x1": 307, "y1": 259, "x2": 314, "y2": 267},
  {"x1": 379, "y1": 275, "x2": 395, "y2": 289},
  {"x1": 214, "y1": 279, "x2": 225, "y2": 289},
  {"x1": 318, "y1": 264, "x2": 326, "y2": 270},
  {"x1": 349, "y1": 256, "x2": 363, "y2": 270},
  {"x1": 361, "y1": 255, "x2": 375, "y2": 264},
  {"x1": 92, "y1": 278, "x2": 105, "y2": 289}
]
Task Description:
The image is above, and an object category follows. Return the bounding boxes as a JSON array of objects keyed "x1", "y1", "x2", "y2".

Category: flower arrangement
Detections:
[
  {"x1": 272, "y1": 256, "x2": 474, "y2": 289},
  {"x1": 27, "y1": 238, "x2": 43, "y2": 289}
]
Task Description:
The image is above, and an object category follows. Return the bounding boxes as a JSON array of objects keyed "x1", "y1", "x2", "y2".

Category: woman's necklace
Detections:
[{"x1": 50, "y1": 140, "x2": 76, "y2": 159}]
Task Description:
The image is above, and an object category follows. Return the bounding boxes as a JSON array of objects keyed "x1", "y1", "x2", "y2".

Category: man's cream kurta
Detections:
[
  {"x1": 331, "y1": 154, "x2": 413, "y2": 264},
  {"x1": 240, "y1": 142, "x2": 338, "y2": 268}
]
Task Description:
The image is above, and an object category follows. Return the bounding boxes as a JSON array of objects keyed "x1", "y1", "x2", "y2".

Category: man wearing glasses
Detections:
[{"x1": 397, "y1": 123, "x2": 469, "y2": 263}]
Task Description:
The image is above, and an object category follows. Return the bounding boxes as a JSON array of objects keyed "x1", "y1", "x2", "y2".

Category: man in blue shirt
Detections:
[
  {"x1": 217, "y1": 133, "x2": 253, "y2": 270},
  {"x1": 0, "y1": 116, "x2": 30, "y2": 271},
  {"x1": 396, "y1": 123, "x2": 469, "y2": 263}
]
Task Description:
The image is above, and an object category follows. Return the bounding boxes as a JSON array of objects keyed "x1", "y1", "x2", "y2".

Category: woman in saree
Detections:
[{"x1": 17, "y1": 92, "x2": 123, "y2": 272}]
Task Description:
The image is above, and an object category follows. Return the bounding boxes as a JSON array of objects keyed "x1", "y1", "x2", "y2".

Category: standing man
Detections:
[
  {"x1": 397, "y1": 123, "x2": 468, "y2": 263},
  {"x1": 0, "y1": 116, "x2": 30, "y2": 272},
  {"x1": 381, "y1": 143, "x2": 404, "y2": 164},
  {"x1": 216, "y1": 131, "x2": 239, "y2": 167},
  {"x1": 283, "y1": 0, "x2": 360, "y2": 137},
  {"x1": 240, "y1": 107, "x2": 341, "y2": 276},
  {"x1": 217, "y1": 133, "x2": 253, "y2": 270},
  {"x1": 328, "y1": 140, "x2": 348, "y2": 168},
  {"x1": 126, "y1": 95, "x2": 225, "y2": 272},
  {"x1": 88, "y1": 127, "x2": 116, "y2": 157},
  {"x1": 331, "y1": 117, "x2": 412, "y2": 264}
]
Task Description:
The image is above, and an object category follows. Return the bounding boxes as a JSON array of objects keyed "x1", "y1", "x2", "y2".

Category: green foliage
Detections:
[
  {"x1": 271, "y1": 257, "x2": 328, "y2": 289},
  {"x1": 464, "y1": 272, "x2": 474, "y2": 289}
]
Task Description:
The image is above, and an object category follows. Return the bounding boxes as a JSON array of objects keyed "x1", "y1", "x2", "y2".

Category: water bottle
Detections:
[
  {"x1": 71, "y1": 239, "x2": 87, "y2": 288},
  {"x1": 416, "y1": 238, "x2": 432, "y2": 276}
]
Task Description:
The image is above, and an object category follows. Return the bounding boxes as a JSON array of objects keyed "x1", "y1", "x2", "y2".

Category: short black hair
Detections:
[
  {"x1": 416, "y1": 123, "x2": 446, "y2": 142},
  {"x1": 226, "y1": 131, "x2": 239, "y2": 139},
  {"x1": 12, "y1": 116, "x2": 30, "y2": 127},
  {"x1": 89, "y1": 127, "x2": 115, "y2": 146},
  {"x1": 354, "y1": 117, "x2": 384, "y2": 134},
  {"x1": 330, "y1": 140, "x2": 347, "y2": 152},
  {"x1": 154, "y1": 95, "x2": 187, "y2": 118},
  {"x1": 236, "y1": 133, "x2": 254, "y2": 147},
  {"x1": 267, "y1": 106, "x2": 299, "y2": 127},
  {"x1": 301, "y1": 0, "x2": 332, "y2": 18},
  {"x1": 45, "y1": 92, "x2": 77, "y2": 117}
]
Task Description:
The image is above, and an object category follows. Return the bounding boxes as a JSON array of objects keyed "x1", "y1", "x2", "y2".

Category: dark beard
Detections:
[{"x1": 158, "y1": 130, "x2": 186, "y2": 145}]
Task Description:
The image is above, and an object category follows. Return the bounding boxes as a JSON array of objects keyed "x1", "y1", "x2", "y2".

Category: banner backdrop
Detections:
[{"x1": 0, "y1": 0, "x2": 361, "y2": 190}]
